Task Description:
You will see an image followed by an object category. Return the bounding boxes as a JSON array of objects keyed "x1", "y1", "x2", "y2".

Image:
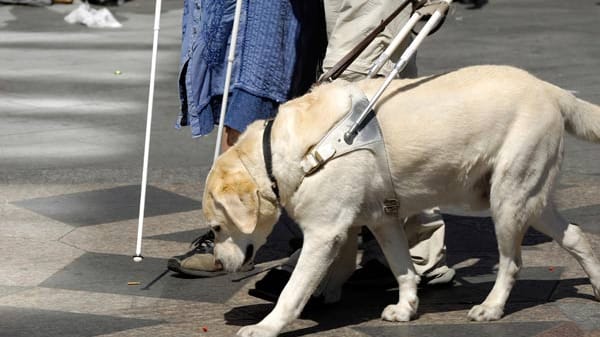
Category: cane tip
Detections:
[{"x1": 132, "y1": 255, "x2": 144, "y2": 263}]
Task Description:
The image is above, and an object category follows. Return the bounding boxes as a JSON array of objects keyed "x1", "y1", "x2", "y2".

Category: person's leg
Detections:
[
  {"x1": 322, "y1": 0, "x2": 415, "y2": 79},
  {"x1": 405, "y1": 208, "x2": 455, "y2": 285},
  {"x1": 351, "y1": 208, "x2": 455, "y2": 287}
]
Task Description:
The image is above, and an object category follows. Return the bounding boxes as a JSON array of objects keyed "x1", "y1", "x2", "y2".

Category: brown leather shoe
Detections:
[{"x1": 167, "y1": 230, "x2": 253, "y2": 277}]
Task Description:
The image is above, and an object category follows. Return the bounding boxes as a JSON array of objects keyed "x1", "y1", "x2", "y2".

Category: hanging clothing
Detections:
[{"x1": 176, "y1": 0, "x2": 301, "y2": 137}]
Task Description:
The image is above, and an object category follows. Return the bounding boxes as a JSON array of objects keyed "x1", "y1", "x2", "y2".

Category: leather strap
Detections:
[
  {"x1": 262, "y1": 120, "x2": 280, "y2": 202},
  {"x1": 318, "y1": 0, "x2": 420, "y2": 83}
]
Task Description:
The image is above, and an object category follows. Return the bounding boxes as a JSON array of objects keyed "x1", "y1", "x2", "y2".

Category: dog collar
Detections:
[{"x1": 262, "y1": 119, "x2": 280, "y2": 203}]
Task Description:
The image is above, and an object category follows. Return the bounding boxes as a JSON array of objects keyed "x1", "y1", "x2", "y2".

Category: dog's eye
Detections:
[{"x1": 212, "y1": 225, "x2": 221, "y2": 233}]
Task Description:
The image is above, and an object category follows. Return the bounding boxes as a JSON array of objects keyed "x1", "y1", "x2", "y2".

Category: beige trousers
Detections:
[{"x1": 322, "y1": 0, "x2": 418, "y2": 80}]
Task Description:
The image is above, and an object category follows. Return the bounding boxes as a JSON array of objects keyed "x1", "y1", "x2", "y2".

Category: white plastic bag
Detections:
[{"x1": 64, "y1": 3, "x2": 122, "y2": 28}]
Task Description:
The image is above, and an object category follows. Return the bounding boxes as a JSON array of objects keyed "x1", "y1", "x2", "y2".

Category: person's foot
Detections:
[
  {"x1": 167, "y1": 230, "x2": 254, "y2": 277},
  {"x1": 248, "y1": 268, "x2": 329, "y2": 308},
  {"x1": 346, "y1": 260, "x2": 456, "y2": 288},
  {"x1": 420, "y1": 266, "x2": 456, "y2": 286},
  {"x1": 248, "y1": 268, "x2": 290, "y2": 302},
  {"x1": 345, "y1": 260, "x2": 396, "y2": 287}
]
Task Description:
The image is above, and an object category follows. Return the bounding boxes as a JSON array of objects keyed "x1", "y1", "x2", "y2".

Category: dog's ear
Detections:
[{"x1": 211, "y1": 174, "x2": 260, "y2": 235}]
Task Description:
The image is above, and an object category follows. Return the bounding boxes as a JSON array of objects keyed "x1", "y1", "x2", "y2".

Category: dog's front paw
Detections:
[
  {"x1": 381, "y1": 304, "x2": 416, "y2": 322},
  {"x1": 468, "y1": 304, "x2": 503, "y2": 321},
  {"x1": 236, "y1": 324, "x2": 278, "y2": 337}
]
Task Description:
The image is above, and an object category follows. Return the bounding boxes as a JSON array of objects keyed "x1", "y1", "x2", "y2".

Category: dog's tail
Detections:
[{"x1": 555, "y1": 86, "x2": 600, "y2": 143}]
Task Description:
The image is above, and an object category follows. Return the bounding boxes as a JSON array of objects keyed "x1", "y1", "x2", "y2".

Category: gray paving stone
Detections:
[
  {"x1": 0, "y1": 306, "x2": 162, "y2": 337},
  {"x1": 533, "y1": 322, "x2": 586, "y2": 337},
  {"x1": 0, "y1": 237, "x2": 83, "y2": 287},
  {"x1": 12, "y1": 185, "x2": 200, "y2": 226},
  {"x1": 561, "y1": 205, "x2": 600, "y2": 228},
  {"x1": 0, "y1": 286, "x2": 29, "y2": 299},
  {"x1": 39, "y1": 252, "x2": 258, "y2": 303},
  {"x1": 556, "y1": 301, "x2": 600, "y2": 331},
  {"x1": 355, "y1": 321, "x2": 563, "y2": 337}
]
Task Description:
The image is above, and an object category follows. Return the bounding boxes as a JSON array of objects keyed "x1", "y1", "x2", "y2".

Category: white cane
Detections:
[
  {"x1": 213, "y1": 0, "x2": 244, "y2": 162},
  {"x1": 133, "y1": 0, "x2": 162, "y2": 263}
]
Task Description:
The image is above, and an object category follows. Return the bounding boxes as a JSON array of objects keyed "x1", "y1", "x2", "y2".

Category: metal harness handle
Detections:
[
  {"x1": 318, "y1": 0, "x2": 422, "y2": 84},
  {"x1": 344, "y1": 0, "x2": 452, "y2": 144}
]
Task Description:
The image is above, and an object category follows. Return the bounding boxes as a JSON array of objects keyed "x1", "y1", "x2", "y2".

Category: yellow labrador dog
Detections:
[{"x1": 203, "y1": 65, "x2": 600, "y2": 337}]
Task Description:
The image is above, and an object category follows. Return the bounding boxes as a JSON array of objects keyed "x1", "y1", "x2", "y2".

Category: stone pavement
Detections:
[{"x1": 0, "y1": 0, "x2": 599, "y2": 336}]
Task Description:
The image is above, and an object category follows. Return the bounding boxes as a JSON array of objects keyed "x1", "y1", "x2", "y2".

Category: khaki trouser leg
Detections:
[
  {"x1": 405, "y1": 207, "x2": 450, "y2": 278},
  {"x1": 322, "y1": 0, "x2": 417, "y2": 80},
  {"x1": 360, "y1": 207, "x2": 449, "y2": 279}
]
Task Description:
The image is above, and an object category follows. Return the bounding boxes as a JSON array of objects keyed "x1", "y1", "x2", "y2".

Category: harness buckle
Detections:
[
  {"x1": 383, "y1": 199, "x2": 400, "y2": 215},
  {"x1": 301, "y1": 144, "x2": 336, "y2": 175}
]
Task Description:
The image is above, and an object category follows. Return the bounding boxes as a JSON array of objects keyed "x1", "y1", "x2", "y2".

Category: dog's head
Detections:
[{"x1": 202, "y1": 146, "x2": 280, "y2": 272}]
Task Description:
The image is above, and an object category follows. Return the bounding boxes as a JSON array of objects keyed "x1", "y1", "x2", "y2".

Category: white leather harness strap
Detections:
[{"x1": 300, "y1": 90, "x2": 400, "y2": 216}]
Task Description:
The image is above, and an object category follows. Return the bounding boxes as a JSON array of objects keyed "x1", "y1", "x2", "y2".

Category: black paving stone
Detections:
[
  {"x1": 443, "y1": 214, "x2": 551, "y2": 253},
  {"x1": 39, "y1": 252, "x2": 257, "y2": 303},
  {"x1": 12, "y1": 185, "x2": 200, "y2": 226},
  {"x1": 0, "y1": 306, "x2": 161, "y2": 337},
  {"x1": 341, "y1": 266, "x2": 563, "y2": 308},
  {"x1": 355, "y1": 321, "x2": 563, "y2": 337},
  {"x1": 147, "y1": 228, "x2": 208, "y2": 243},
  {"x1": 423, "y1": 266, "x2": 565, "y2": 305}
]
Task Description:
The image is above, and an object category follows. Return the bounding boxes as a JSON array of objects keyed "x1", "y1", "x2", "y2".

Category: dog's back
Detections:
[{"x1": 354, "y1": 65, "x2": 600, "y2": 214}]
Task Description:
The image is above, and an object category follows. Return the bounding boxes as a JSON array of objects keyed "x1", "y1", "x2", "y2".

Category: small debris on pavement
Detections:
[{"x1": 127, "y1": 281, "x2": 141, "y2": 285}]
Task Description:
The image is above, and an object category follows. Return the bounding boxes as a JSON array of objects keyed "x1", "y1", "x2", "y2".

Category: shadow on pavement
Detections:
[
  {"x1": 454, "y1": 0, "x2": 489, "y2": 10},
  {"x1": 225, "y1": 274, "x2": 595, "y2": 337}
]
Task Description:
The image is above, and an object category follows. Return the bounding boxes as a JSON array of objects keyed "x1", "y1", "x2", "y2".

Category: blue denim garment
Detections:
[{"x1": 176, "y1": 0, "x2": 300, "y2": 137}]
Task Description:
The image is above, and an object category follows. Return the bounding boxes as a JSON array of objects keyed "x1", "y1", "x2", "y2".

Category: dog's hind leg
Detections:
[
  {"x1": 369, "y1": 220, "x2": 420, "y2": 322},
  {"x1": 468, "y1": 201, "x2": 529, "y2": 321},
  {"x1": 469, "y1": 155, "x2": 545, "y2": 320},
  {"x1": 530, "y1": 203, "x2": 600, "y2": 300},
  {"x1": 469, "y1": 107, "x2": 567, "y2": 321}
]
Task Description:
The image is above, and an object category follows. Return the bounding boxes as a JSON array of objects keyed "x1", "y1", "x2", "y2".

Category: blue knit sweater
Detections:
[{"x1": 177, "y1": 0, "x2": 300, "y2": 137}]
